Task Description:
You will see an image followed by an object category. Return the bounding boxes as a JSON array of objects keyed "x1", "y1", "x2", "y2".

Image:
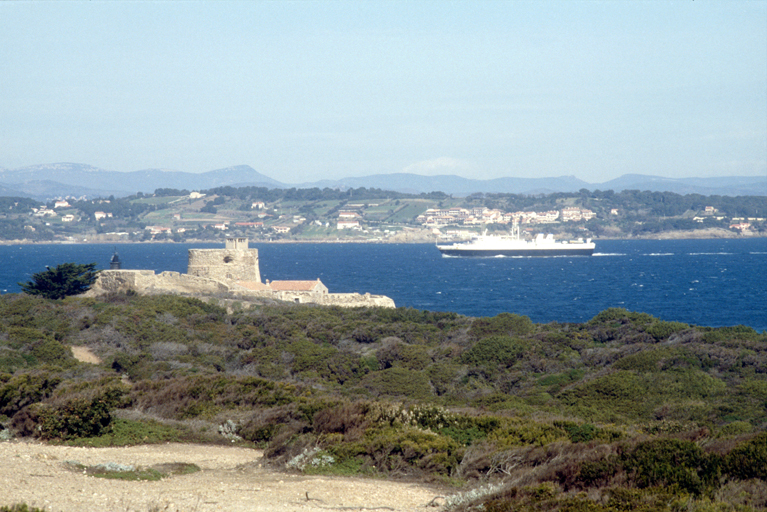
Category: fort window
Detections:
[{"x1": 223, "y1": 255, "x2": 234, "y2": 263}]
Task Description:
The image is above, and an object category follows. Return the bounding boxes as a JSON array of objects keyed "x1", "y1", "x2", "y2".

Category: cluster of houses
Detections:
[
  {"x1": 30, "y1": 198, "x2": 117, "y2": 226},
  {"x1": 728, "y1": 218, "x2": 765, "y2": 231},
  {"x1": 417, "y1": 204, "x2": 767, "y2": 232},
  {"x1": 416, "y1": 206, "x2": 596, "y2": 227},
  {"x1": 337, "y1": 210, "x2": 363, "y2": 230},
  {"x1": 26, "y1": 192, "x2": 764, "y2": 239},
  {"x1": 31, "y1": 200, "x2": 80, "y2": 223},
  {"x1": 256, "y1": 204, "x2": 368, "y2": 233},
  {"x1": 693, "y1": 206, "x2": 765, "y2": 232}
]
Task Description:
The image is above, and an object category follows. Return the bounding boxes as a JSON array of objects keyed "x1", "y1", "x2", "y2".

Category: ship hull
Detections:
[{"x1": 437, "y1": 246, "x2": 594, "y2": 257}]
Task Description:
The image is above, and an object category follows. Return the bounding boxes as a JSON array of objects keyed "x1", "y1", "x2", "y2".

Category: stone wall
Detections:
[
  {"x1": 86, "y1": 269, "x2": 231, "y2": 297},
  {"x1": 87, "y1": 271, "x2": 395, "y2": 308}
]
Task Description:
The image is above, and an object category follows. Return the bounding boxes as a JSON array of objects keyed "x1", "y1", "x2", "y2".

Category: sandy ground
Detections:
[
  {"x1": 0, "y1": 441, "x2": 445, "y2": 512},
  {"x1": 70, "y1": 347, "x2": 102, "y2": 365}
]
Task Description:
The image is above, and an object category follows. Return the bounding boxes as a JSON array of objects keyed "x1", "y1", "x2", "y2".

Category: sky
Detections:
[{"x1": 1, "y1": 1, "x2": 765, "y2": 184}]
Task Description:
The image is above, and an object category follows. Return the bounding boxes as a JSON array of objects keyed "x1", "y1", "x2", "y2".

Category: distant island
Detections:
[{"x1": 0, "y1": 183, "x2": 764, "y2": 243}]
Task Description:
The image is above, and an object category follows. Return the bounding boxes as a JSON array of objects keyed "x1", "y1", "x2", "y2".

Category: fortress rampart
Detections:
[
  {"x1": 87, "y1": 238, "x2": 394, "y2": 308},
  {"x1": 89, "y1": 269, "x2": 231, "y2": 296}
]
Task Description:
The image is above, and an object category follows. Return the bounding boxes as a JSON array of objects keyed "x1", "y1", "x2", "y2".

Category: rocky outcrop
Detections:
[{"x1": 324, "y1": 293, "x2": 396, "y2": 308}]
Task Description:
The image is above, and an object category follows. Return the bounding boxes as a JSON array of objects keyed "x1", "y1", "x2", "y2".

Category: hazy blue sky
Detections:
[{"x1": 1, "y1": 1, "x2": 765, "y2": 183}]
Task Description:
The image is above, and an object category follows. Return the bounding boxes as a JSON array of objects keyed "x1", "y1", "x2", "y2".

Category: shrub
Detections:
[
  {"x1": 646, "y1": 321, "x2": 689, "y2": 342},
  {"x1": 287, "y1": 338, "x2": 338, "y2": 375},
  {"x1": 5, "y1": 327, "x2": 46, "y2": 349},
  {"x1": 717, "y1": 421, "x2": 752, "y2": 438},
  {"x1": 620, "y1": 439, "x2": 718, "y2": 496},
  {"x1": 238, "y1": 408, "x2": 284, "y2": 444},
  {"x1": 0, "y1": 505, "x2": 47, "y2": 512},
  {"x1": 588, "y1": 308, "x2": 655, "y2": 326},
  {"x1": 0, "y1": 351, "x2": 28, "y2": 374},
  {"x1": 470, "y1": 313, "x2": 534, "y2": 338},
  {"x1": 0, "y1": 372, "x2": 61, "y2": 416},
  {"x1": 323, "y1": 352, "x2": 369, "y2": 384},
  {"x1": 439, "y1": 423, "x2": 488, "y2": 446},
  {"x1": 614, "y1": 347, "x2": 678, "y2": 373},
  {"x1": 538, "y1": 369, "x2": 585, "y2": 390},
  {"x1": 703, "y1": 325, "x2": 761, "y2": 344},
  {"x1": 313, "y1": 401, "x2": 368, "y2": 437},
  {"x1": 130, "y1": 376, "x2": 304, "y2": 420},
  {"x1": 462, "y1": 335, "x2": 528, "y2": 368},
  {"x1": 557, "y1": 422, "x2": 598, "y2": 443},
  {"x1": 577, "y1": 457, "x2": 621, "y2": 488},
  {"x1": 29, "y1": 338, "x2": 73, "y2": 365},
  {"x1": 361, "y1": 367, "x2": 432, "y2": 400},
  {"x1": 376, "y1": 340, "x2": 431, "y2": 371},
  {"x1": 489, "y1": 419, "x2": 567, "y2": 448},
  {"x1": 132, "y1": 294, "x2": 225, "y2": 319},
  {"x1": 26, "y1": 384, "x2": 129, "y2": 440},
  {"x1": 330, "y1": 426, "x2": 461, "y2": 476},
  {"x1": 68, "y1": 418, "x2": 185, "y2": 447},
  {"x1": 558, "y1": 371, "x2": 648, "y2": 420},
  {"x1": 726, "y1": 432, "x2": 767, "y2": 480},
  {"x1": 427, "y1": 362, "x2": 460, "y2": 396}
]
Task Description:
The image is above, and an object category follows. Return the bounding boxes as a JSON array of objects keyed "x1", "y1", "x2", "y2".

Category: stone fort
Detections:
[
  {"x1": 87, "y1": 237, "x2": 394, "y2": 308},
  {"x1": 187, "y1": 237, "x2": 261, "y2": 283}
]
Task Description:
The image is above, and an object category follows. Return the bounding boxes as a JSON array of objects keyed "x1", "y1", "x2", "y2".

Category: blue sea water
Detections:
[{"x1": 1, "y1": 238, "x2": 765, "y2": 331}]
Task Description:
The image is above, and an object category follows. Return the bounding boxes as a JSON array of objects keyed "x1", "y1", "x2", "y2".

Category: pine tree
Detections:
[{"x1": 19, "y1": 262, "x2": 100, "y2": 299}]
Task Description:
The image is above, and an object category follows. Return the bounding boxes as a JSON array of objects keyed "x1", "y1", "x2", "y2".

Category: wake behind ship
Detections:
[{"x1": 436, "y1": 222, "x2": 595, "y2": 257}]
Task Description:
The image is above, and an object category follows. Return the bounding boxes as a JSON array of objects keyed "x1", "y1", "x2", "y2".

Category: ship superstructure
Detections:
[{"x1": 436, "y1": 221, "x2": 595, "y2": 257}]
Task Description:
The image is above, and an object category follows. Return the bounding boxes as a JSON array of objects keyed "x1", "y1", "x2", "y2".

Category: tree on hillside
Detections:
[{"x1": 19, "y1": 262, "x2": 100, "y2": 299}]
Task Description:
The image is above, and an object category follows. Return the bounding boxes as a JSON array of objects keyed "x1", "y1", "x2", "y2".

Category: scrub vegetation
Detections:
[{"x1": 1, "y1": 293, "x2": 766, "y2": 511}]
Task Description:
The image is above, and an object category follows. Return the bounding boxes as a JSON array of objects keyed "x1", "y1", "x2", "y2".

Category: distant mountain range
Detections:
[{"x1": 0, "y1": 162, "x2": 764, "y2": 201}]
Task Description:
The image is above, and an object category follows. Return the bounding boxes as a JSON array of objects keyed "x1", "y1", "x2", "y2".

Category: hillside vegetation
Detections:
[
  {"x1": 1, "y1": 187, "x2": 764, "y2": 242},
  {"x1": 1, "y1": 293, "x2": 766, "y2": 511}
]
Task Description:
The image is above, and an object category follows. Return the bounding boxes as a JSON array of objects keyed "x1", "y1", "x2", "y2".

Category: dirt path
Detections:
[
  {"x1": 0, "y1": 441, "x2": 444, "y2": 511},
  {"x1": 70, "y1": 346, "x2": 102, "y2": 365}
]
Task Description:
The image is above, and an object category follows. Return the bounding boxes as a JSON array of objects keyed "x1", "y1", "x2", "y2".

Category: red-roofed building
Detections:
[
  {"x1": 266, "y1": 278, "x2": 329, "y2": 303},
  {"x1": 234, "y1": 280, "x2": 271, "y2": 291},
  {"x1": 337, "y1": 220, "x2": 361, "y2": 230}
]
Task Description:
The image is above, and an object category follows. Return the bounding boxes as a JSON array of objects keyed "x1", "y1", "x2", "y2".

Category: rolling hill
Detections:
[{"x1": 1, "y1": 162, "x2": 764, "y2": 200}]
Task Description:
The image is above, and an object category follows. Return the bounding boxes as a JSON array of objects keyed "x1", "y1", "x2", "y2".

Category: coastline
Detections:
[{"x1": 1, "y1": 227, "x2": 763, "y2": 245}]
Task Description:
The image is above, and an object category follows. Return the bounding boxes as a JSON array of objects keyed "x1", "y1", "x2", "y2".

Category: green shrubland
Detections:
[{"x1": 0, "y1": 295, "x2": 765, "y2": 510}]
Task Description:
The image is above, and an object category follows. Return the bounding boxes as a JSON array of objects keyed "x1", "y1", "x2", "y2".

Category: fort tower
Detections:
[{"x1": 187, "y1": 237, "x2": 261, "y2": 283}]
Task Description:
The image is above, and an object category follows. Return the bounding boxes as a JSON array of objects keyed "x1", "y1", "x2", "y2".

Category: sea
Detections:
[{"x1": 1, "y1": 238, "x2": 765, "y2": 332}]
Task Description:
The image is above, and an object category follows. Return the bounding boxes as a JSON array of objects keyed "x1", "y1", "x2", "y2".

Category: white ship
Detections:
[{"x1": 436, "y1": 222, "x2": 595, "y2": 257}]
